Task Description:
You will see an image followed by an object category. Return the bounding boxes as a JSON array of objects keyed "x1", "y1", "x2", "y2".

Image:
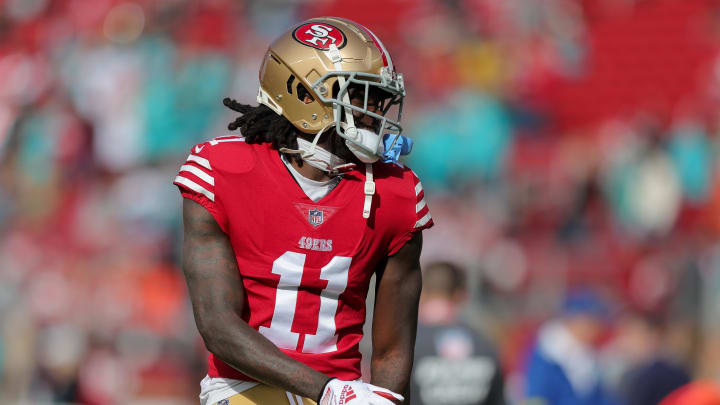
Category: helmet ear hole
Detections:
[{"x1": 297, "y1": 84, "x2": 314, "y2": 104}]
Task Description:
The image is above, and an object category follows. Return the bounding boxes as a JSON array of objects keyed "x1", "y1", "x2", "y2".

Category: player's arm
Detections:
[
  {"x1": 370, "y1": 232, "x2": 424, "y2": 403},
  {"x1": 181, "y1": 198, "x2": 330, "y2": 400}
]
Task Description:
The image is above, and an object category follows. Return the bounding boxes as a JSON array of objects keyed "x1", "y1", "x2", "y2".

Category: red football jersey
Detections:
[{"x1": 174, "y1": 136, "x2": 433, "y2": 381}]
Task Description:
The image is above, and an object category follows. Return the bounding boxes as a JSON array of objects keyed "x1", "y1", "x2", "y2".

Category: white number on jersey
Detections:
[{"x1": 259, "y1": 252, "x2": 351, "y2": 353}]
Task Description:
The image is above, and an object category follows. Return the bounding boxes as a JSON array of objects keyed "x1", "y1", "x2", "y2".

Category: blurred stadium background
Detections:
[{"x1": 2, "y1": 0, "x2": 720, "y2": 403}]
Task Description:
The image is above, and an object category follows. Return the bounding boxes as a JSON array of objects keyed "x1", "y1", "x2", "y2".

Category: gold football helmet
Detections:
[{"x1": 257, "y1": 17, "x2": 405, "y2": 161}]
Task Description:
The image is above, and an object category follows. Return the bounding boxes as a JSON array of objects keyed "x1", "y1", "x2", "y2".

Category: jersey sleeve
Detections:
[
  {"x1": 387, "y1": 170, "x2": 434, "y2": 256},
  {"x1": 173, "y1": 142, "x2": 229, "y2": 233}
]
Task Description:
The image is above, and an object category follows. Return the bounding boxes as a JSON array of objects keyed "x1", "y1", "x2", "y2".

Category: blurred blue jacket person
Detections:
[{"x1": 525, "y1": 291, "x2": 618, "y2": 405}]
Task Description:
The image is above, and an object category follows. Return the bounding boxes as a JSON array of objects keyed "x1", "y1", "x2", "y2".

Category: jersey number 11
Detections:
[{"x1": 259, "y1": 251, "x2": 351, "y2": 354}]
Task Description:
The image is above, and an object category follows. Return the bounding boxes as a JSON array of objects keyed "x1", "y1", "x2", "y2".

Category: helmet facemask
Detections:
[{"x1": 312, "y1": 64, "x2": 405, "y2": 163}]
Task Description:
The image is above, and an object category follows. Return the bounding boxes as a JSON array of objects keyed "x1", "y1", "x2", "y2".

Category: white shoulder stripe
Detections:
[
  {"x1": 187, "y1": 154, "x2": 212, "y2": 170},
  {"x1": 416, "y1": 198, "x2": 427, "y2": 212},
  {"x1": 285, "y1": 392, "x2": 296, "y2": 405},
  {"x1": 415, "y1": 181, "x2": 423, "y2": 195},
  {"x1": 414, "y1": 212, "x2": 432, "y2": 228},
  {"x1": 180, "y1": 164, "x2": 214, "y2": 185},
  {"x1": 174, "y1": 176, "x2": 215, "y2": 202},
  {"x1": 210, "y1": 137, "x2": 245, "y2": 146}
]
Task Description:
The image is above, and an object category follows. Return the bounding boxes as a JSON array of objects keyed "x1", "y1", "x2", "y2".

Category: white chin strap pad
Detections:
[
  {"x1": 363, "y1": 163, "x2": 374, "y2": 219},
  {"x1": 345, "y1": 128, "x2": 382, "y2": 163}
]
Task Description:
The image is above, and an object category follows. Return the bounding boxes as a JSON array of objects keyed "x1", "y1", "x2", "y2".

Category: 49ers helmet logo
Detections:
[{"x1": 293, "y1": 23, "x2": 346, "y2": 50}]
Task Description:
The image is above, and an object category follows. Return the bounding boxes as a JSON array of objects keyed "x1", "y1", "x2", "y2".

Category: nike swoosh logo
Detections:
[{"x1": 195, "y1": 145, "x2": 205, "y2": 153}]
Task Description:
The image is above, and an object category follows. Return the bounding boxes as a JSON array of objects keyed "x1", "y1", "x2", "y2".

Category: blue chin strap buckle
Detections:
[{"x1": 382, "y1": 134, "x2": 413, "y2": 165}]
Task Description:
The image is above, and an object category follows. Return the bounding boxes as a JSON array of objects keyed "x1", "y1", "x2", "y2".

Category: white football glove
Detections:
[{"x1": 318, "y1": 378, "x2": 404, "y2": 405}]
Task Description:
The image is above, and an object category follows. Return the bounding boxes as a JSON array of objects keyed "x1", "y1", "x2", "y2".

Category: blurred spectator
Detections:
[
  {"x1": 411, "y1": 262, "x2": 506, "y2": 405},
  {"x1": 409, "y1": 92, "x2": 513, "y2": 190},
  {"x1": 613, "y1": 312, "x2": 690, "y2": 405},
  {"x1": 524, "y1": 290, "x2": 617, "y2": 405}
]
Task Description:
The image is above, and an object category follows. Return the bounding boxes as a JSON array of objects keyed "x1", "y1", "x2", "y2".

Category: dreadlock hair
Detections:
[{"x1": 222, "y1": 97, "x2": 303, "y2": 166}]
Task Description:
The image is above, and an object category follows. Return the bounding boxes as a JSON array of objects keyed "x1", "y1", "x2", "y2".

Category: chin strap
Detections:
[
  {"x1": 363, "y1": 163, "x2": 374, "y2": 219},
  {"x1": 279, "y1": 123, "x2": 356, "y2": 175}
]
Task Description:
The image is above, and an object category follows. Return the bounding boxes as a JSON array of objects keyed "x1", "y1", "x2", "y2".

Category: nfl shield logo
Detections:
[{"x1": 308, "y1": 208, "x2": 323, "y2": 227}]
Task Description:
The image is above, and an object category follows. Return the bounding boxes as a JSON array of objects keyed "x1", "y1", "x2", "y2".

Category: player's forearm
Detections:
[
  {"x1": 369, "y1": 263, "x2": 421, "y2": 400},
  {"x1": 370, "y1": 234, "x2": 423, "y2": 402},
  {"x1": 198, "y1": 314, "x2": 329, "y2": 400},
  {"x1": 370, "y1": 347, "x2": 414, "y2": 400}
]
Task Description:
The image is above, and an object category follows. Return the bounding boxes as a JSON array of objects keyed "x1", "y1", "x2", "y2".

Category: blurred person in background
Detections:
[
  {"x1": 524, "y1": 290, "x2": 617, "y2": 405},
  {"x1": 411, "y1": 261, "x2": 506, "y2": 405},
  {"x1": 613, "y1": 312, "x2": 690, "y2": 405},
  {"x1": 175, "y1": 17, "x2": 432, "y2": 405}
]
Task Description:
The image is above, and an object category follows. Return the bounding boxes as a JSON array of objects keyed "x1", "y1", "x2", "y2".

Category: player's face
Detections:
[
  {"x1": 347, "y1": 85, "x2": 389, "y2": 133},
  {"x1": 301, "y1": 84, "x2": 388, "y2": 134},
  {"x1": 300, "y1": 85, "x2": 390, "y2": 164},
  {"x1": 326, "y1": 129, "x2": 360, "y2": 164}
]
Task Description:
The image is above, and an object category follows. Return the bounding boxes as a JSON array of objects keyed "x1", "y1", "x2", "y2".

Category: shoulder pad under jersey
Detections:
[
  {"x1": 198, "y1": 136, "x2": 256, "y2": 174},
  {"x1": 174, "y1": 135, "x2": 254, "y2": 203},
  {"x1": 372, "y1": 161, "x2": 418, "y2": 199}
]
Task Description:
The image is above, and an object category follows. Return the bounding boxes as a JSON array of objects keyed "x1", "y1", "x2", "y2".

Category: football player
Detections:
[{"x1": 174, "y1": 17, "x2": 433, "y2": 405}]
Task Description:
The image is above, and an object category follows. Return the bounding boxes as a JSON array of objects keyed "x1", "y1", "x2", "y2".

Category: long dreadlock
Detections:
[{"x1": 222, "y1": 97, "x2": 303, "y2": 166}]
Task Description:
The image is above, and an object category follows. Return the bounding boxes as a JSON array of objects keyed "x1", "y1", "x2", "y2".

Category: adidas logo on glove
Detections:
[{"x1": 319, "y1": 379, "x2": 403, "y2": 405}]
